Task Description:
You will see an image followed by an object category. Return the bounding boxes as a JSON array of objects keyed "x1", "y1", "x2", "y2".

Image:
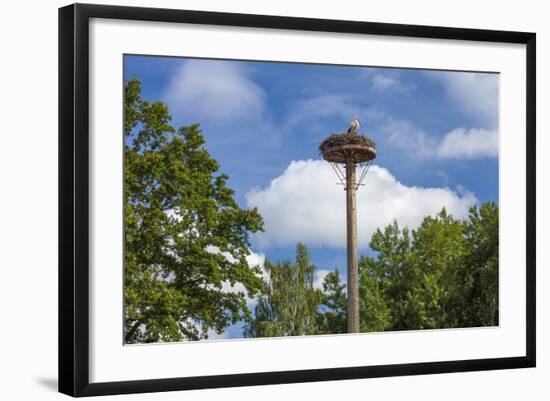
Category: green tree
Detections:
[
  {"x1": 362, "y1": 221, "x2": 415, "y2": 330},
  {"x1": 359, "y1": 205, "x2": 498, "y2": 332},
  {"x1": 359, "y1": 256, "x2": 392, "y2": 332},
  {"x1": 316, "y1": 269, "x2": 347, "y2": 334},
  {"x1": 244, "y1": 243, "x2": 322, "y2": 337},
  {"x1": 461, "y1": 203, "x2": 499, "y2": 327},
  {"x1": 124, "y1": 77, "x2": 264, "y2": 343},
  {"x1": 410, "y1": 208, "x2": 467, "y2": 329}
]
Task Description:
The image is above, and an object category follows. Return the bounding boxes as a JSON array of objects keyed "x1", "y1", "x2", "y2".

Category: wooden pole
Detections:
[{"x1": 346, "y1": 160, "x2": 360, "y2": 333}]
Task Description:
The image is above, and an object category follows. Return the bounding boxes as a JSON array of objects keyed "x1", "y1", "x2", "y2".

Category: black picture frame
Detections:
[{"x1": 59, "y1": 3, "x2": 536, "y2": 397}]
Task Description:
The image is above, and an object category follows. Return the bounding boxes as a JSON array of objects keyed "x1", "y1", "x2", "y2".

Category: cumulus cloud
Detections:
[
  {"x1": 431, "y1": 71, "x2": 499, "y2": 127},
  {"x1": 436, "y1": 128, "x2": 498, "y2": 159},
  {"x1": 245, "y1": 251, "x2": 266, "y2": 273},
  {"x1": 205, "y1": 245, "x2": 266, "y2": 302},
  {"x1": 246, "y1": 160, "x2": 477, "y2": 249},
  {"x1": 314, "y1": 269, "x2": 332, "y2": 290},
  {"x1": 164, "y1": 60, "x2": 265, "y2": 123}
]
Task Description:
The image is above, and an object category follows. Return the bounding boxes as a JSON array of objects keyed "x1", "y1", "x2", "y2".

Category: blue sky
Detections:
[{"x1": 124, "y1": 55, "x2": 499, "y2": 340}]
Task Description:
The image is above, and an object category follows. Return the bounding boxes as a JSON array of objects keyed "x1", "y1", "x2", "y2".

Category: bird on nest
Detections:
[{"x1": 347, "y1": 116, "x2": 360, "y2": 134}]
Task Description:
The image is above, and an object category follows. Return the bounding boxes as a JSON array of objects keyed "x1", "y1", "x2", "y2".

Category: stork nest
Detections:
[{"x1": 319, "y1": 132, "x2": 376, "y2": 164}]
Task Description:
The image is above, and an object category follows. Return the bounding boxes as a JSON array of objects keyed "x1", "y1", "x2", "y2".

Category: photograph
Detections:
[
  {"x1": 0, "y1": 0, "x2": 543, "y2": 398},
  {"x1": 123, "y1": 55, "x2": 500, "y2": 344}
]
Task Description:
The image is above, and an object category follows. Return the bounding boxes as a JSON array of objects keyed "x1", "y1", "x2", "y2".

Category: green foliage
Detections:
[
  {"x1": 409, "y1": 208, "x2": 467, "y2": 329},
  {"x1": 244, "y1": 244, "x2": 322, "y2": 337},
  {"x1": 358, "y1": 205, "x2": 499, "y2": 332},
  {"x1": 124, "y1": 77, "x2": 264, "y2": 343},
  {"x1": 316, "y1": 269, "x2": 347, "y2": 334},
  {"x1": 461, "y1": 202, "x2": 499, "y2": 326},
  {"x1": 359, "y1": 257, "x2": 392, "y2": 332},
  {"x1": 242, "y1": 204, "x2": 498, "y2": 338},
  {"x1": 360, "y1": 221, "x2": 411, "y2": 331}
]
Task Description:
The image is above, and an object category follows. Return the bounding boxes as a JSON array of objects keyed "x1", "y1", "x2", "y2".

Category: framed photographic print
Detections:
[{"x1": 58, "y1": 3, "x2": 536, "y2": 397}]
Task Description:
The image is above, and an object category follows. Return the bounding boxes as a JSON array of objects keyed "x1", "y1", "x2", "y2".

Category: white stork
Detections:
[{"x1": 347, "y1": 116, "x2": 361, "y2": 134}]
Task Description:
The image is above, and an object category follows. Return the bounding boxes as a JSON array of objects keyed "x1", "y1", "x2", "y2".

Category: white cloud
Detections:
[
  {"x1": 436, "y1": 128, "x2": 498, "y2": 159},
  {"x1": 246, "y1": 160, "x2": 477, "y2": 249},
  {"x1": 205, "y1": 245, "x2": 266, "y2": 302},
  {"x1": 371, "y1": 73, "x2": 414, "y2": 92},
  {"x1": 432, "y1": 71, "x2": 499, "y2": 127},
  {"x1": 358, "y1": 68, "x2": 414, "y2": 93},
  {"x1": 224, "y1": 252, "x2": 266, "y2": 296},
  {"x1": 381, "y1": 117, "x2": 498, "y2": 160},
  {"x1": 372, "y1": 74, "x2": 397, "y2": 90},
  {"x1": 164, "y1": 60, "x2": 265, "y2": 122},
  {"x1": 245, "y1": 251, "x2": 266, "y2": 272},
  {"x1": 314, "y1": 269, "x2": 332, "y2": 290},
  {"x1": 381, "y1": 117, "x2": 437, "y2": 157}
]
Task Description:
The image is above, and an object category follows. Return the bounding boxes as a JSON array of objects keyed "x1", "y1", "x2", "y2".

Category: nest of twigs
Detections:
[{"x1": 319, "y1": 132, "x2": 376, "y2": 164}]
